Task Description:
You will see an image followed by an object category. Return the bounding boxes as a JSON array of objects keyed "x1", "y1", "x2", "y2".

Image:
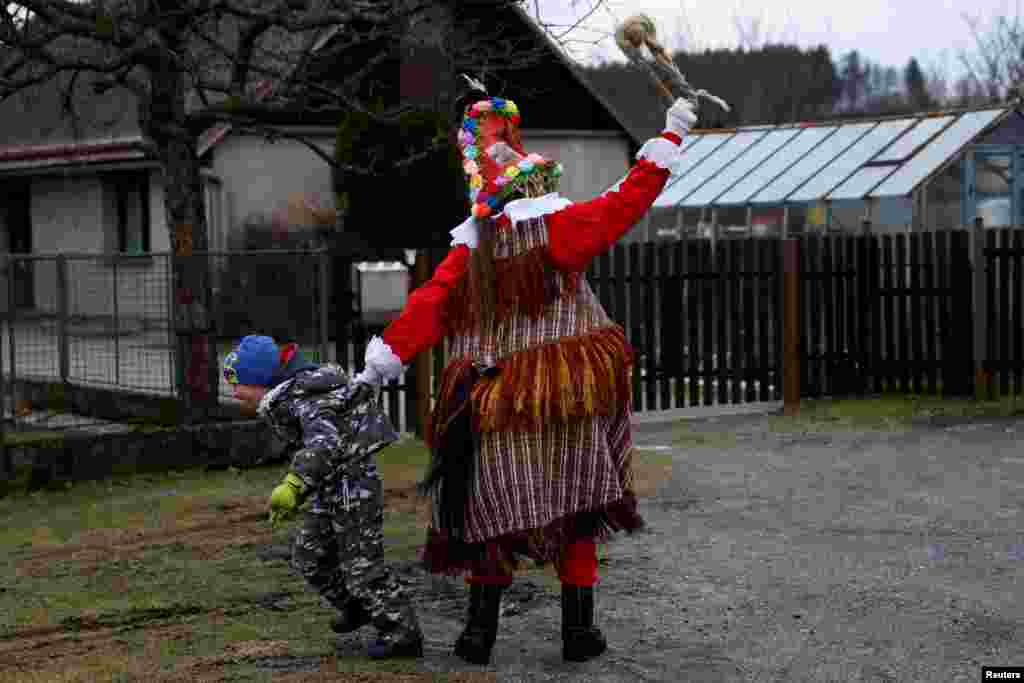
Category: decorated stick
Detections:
[{"x1": 614, "y1": 13, "x2": 731, "y2": 113}]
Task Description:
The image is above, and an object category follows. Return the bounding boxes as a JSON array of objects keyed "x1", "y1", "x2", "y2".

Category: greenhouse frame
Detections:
[{"x1": 640, "y1": 104, "x2": 1024, "y2": 241}]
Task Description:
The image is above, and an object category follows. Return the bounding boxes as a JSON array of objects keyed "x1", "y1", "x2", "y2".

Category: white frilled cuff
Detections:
[
  {"x1": 636, "y1": 137, "x2": 681, "y2": 171},
  {"x1": 364, "y1": 336, "x2": 404, "y2": 381},
  {"x1": 449, "y1": 216, "x2": 479, "y2": 248}
]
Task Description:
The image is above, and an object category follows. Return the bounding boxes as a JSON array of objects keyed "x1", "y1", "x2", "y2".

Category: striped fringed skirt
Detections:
[{"x1": 421, "y1": 327, "x2": 644, "y2": 576}]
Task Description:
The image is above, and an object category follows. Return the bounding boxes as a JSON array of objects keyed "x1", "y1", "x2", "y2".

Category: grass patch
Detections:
[
  {"x1": 3, "y1": 430, "x2": 66, "y2": 447},
  {"x1": 1, "y1": 434, "x2": 666, "y2": 679},
  {"x1": 770, "y1": 394, "x2": 1024, "y2": 432},
  {"x1": 0, "y1": 439, "x2": 435, "y2": 679},
  {"x1": 669, "y1": 427, "x2": 737, "y2": 448}
]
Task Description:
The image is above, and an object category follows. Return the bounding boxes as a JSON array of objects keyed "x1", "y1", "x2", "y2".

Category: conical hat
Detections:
[{"x1": 456, "y1": 96, "x2": 563, "y2": 219}]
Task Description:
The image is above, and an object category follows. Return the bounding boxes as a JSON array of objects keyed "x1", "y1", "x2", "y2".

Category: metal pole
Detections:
[
  {"x1": 862, "y1": 199, "x2": 875, "y2": 235},
  {"x1": 113, "y1": 255, "x2": 120, "y2": 387},
  {"x1": 782, "y1": 206, "x2": 790, "y2": 239},
  {"x1": 8, "y1": 254, "x2": 17, "y2": 417},
  {"x1": 56, "y1": 255, "x2": 69, "y2": 384},
  {"x1": 166, "y1": 253, "x2": 177, "y2": 403},
  {"x1": 319, "y1": 250, "x2": 330, "y2": 364},
  {"x1": 0, "y1": 255, "x2": 6, "y2": 479}
]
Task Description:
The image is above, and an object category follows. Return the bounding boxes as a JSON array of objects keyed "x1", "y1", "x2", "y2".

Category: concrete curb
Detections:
[{"x1": 630, "y1": 401, "x2": 783, "y2": 426}]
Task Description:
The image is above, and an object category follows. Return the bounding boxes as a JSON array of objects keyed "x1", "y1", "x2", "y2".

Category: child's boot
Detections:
[
  {"x1": 366, "y1": 604, "x2": 424, "y2": 659},
  {"x1": 330, "y1": 598, "x2": 371, "y2": 633},
  {"x1": 453, "y1": 583, "x2": 505, "y2": 665}
]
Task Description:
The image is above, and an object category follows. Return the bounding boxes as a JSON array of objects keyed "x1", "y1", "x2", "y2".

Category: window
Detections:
[{"x1": 106, "y1": 171, "x2": 150, "y2": 254}]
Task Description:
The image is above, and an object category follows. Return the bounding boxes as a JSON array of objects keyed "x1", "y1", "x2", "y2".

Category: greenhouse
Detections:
[{"x1": 642, "y1": 104, "x2": 1024, "y2": 241}]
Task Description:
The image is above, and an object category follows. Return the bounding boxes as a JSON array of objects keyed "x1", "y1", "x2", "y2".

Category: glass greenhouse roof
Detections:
[{"x1": 653, "y1": 106, "x2": 1013, "y2": 208}]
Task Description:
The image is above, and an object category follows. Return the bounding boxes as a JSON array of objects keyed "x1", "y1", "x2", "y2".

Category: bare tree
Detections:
[
  {"x1": 959, "y1": 10, "x2": 1024, "y2": 102},
  {"x1": 923, "y1": 53, "x2": 952, "y2": 106},
  {"x1": 0, "y1": 0, "x2": 600, "y2": 418}
]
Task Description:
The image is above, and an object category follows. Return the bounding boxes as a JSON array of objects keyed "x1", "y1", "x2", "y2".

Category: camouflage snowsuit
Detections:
[{"x1": 258, "y1": 364, "x2": 419, "y2": 640}]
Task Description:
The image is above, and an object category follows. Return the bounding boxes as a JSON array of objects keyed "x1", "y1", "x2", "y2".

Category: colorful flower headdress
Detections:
[{"x1": 456, "y1": 96, "x2": 563, "y2": 219}]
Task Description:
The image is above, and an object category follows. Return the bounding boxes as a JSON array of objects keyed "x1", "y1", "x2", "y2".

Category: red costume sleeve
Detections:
[
  {"x1": 381, "y1": 245, "x2": 470, "y2": 363},
  {"x1": 547, "y1": 132, "x2": 682, "y2": 273}
]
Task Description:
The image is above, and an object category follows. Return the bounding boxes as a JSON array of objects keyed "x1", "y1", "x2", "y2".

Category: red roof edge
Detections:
[{"x1": 0, "y1": 139, "x2": 147, "y2": 163}]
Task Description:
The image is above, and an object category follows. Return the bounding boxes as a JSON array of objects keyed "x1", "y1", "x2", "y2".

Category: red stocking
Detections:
[{"x1": 557, "y1": 540, "x2": 599, "y2": 587}]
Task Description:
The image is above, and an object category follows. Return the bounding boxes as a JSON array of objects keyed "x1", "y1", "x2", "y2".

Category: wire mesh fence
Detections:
[{"x1": 1, "y1": 250, "x2": 332, "y2": 430}]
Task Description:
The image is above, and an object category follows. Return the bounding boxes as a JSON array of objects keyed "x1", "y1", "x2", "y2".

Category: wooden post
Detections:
[
  {"x1": 412, "y1": 250, "x2": 432, "y2": 439},
  {"x1": 782, "y1": 238, "x2": 801, "y2": 415},
  {"x1": 970, "y1": 215, "x2": 989, "y2": 399}
]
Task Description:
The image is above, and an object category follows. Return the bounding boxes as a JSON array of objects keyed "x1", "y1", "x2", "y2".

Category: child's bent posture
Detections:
[{"x1": 223, "y1": 335, "x2": 423, "y2": 659}]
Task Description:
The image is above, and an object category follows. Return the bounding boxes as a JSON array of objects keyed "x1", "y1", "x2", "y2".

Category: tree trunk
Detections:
[
  {"x1": 163, "y1": 137, "x2": 217, "y2": 423},
  {"x1": 143, "y1": 47, "x2": 217, "y2": 423}
]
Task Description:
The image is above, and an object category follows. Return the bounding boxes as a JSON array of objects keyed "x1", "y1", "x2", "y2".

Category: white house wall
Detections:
[
  {"x1": 520, "y1": 131, "x2": 631, "y2": 200},
  {"x1": 8, "y1": 171, "x2": 173, "y2": 323},
  {"x1": 208, "y1": 132, "x2": 337, "y2": 246}
]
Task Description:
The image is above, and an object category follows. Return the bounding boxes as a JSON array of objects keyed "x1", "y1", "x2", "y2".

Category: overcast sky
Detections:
[{"x1": 536, "y1": 0, "x2": 1017, "y2": 82}]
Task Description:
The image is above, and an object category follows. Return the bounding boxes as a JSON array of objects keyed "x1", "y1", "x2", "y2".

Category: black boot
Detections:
[
  {"x1": 330, "y1": 599, "x2": 371, "y2": 634},
  {"x1": 366, "y1": 604, "x2": 424, "y2": 659},
  {"x1": 453, "y1": 583, "x2": 505, "y2": 665},
  {"x1": 561, "y1": 584, "x2": 607, "y2": 662}
]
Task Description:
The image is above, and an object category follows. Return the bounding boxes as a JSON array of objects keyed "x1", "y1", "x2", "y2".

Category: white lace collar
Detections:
[
  {"x1": 448, "y1": 193, "x2": 573, "y2": 249},
  {"x1": 503, "y1": 193, "x2": 573, "y2": 224}
]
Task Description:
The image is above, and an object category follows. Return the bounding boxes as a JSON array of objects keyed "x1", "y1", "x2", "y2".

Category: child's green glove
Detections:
[{"x1": 268, "y1": 473, "x2": 306, "y2": 526}]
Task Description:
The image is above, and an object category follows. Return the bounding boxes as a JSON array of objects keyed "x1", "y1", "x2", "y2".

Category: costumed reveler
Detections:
[{"x1": 353, "y1": 78, "x2": 697, "y2": 664}]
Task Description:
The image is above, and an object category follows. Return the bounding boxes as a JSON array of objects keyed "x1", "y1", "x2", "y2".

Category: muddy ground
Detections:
[{"x1": 3, "y1": 408, "x2": 1023, "y2": 681}]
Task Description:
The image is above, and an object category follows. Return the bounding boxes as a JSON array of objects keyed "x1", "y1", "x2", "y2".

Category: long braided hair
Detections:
[{"x1": 452, "y1": 83, "x2": 498, "y2": 329}]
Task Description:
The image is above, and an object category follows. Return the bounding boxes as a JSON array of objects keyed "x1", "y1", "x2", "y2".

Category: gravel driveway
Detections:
[{"x1": 333, "y1": 412, "x2": 1024, "y2": 682}]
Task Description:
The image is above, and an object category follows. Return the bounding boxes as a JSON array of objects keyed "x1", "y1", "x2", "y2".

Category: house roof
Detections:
[
  {"x1": 653, "y1": 105, "x2": 1017, "y2": 210},
  {"x1": 194, "y1": 3, "x2": 639, "y2": 155}
]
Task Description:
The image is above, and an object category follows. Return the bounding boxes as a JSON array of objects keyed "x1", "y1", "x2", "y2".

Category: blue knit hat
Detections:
[{"x1": 223, "y1": 335, "x2": 281, "y2": 387}]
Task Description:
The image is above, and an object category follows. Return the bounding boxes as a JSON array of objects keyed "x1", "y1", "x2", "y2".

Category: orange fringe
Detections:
[
  {"x1": 429, "y1": 326, "x2": 633, "y2": 434},
  {"x1": 447, "y1": 245, "x2": 580, "y2": 333}
]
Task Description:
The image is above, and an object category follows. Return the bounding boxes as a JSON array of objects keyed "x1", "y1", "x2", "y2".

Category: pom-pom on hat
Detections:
[
  {"x1": 456, "y1": 78, "x2": 563, "y2": 220},
  {"x1": 223, "y1": 335, "x2": 281, "y2": 387}
]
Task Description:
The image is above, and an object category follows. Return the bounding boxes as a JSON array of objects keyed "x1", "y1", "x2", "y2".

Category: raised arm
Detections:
[
  {"x1": 547, "y1": 99, "x2": 697, "y2": 273},
  {"x1": 359, "y1": 243, "x2": 471, "y2": 383}
]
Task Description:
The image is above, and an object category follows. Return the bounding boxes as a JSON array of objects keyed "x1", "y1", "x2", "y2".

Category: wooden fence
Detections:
[
  {"x1": 338, "y1": 227, "x2": 1024, "y2": 434},
  {"x1": 983, "y1": 227, "x2": 1024, "y2": 397},
  {"x1": 798, "y1": 231, "x2": 975, "y2": 399},
  {"x1": 586, "y1": 240, "x2": 783, "y2": 411}
]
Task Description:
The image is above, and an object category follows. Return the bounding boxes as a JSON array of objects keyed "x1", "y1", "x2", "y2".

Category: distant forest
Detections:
[{"x1": 581, "y1": 46, "x2": 993, "y2": 140}]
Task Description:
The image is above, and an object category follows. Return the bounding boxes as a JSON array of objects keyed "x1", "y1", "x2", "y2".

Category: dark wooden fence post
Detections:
[
  {"x1": 970, "y1": 216, "x2": 989, "y2": 399},
  {"x1": 782, "y1": 238, "x2": 801, "y2": 415},
  {"x1": 412, "y1": 250, "x2": 432, "y2": 439}
]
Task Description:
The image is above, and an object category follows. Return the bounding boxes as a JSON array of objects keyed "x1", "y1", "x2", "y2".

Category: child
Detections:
[{"x1": 223, "y1": 334, "x2": 423, "y2": 659}]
